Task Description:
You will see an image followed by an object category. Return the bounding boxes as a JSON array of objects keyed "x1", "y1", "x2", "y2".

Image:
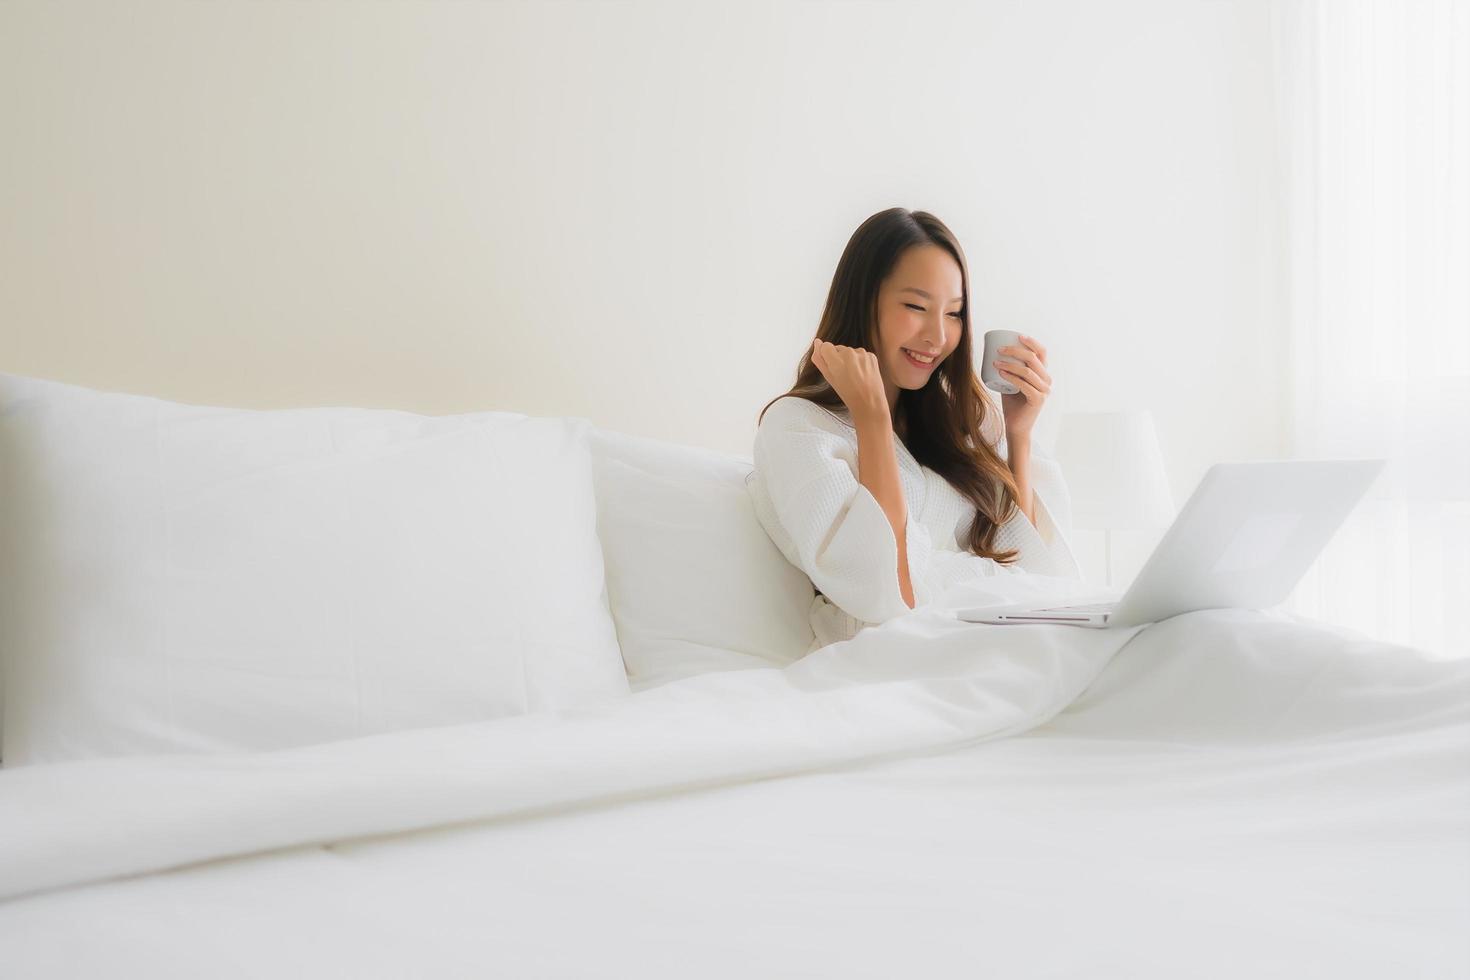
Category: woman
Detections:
[{"x1": 747, "y1": 207, "x2": 1084, "y2": 653}]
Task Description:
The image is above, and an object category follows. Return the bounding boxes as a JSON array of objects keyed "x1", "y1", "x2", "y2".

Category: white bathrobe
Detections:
[{"x1": 746, "y1": 395, "x2": 1085, "y2": 653}]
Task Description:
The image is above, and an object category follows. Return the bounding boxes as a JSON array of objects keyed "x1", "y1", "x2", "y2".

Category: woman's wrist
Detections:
[{"x1": 852, "y1": 403, "x2": 892, "y2": 433}]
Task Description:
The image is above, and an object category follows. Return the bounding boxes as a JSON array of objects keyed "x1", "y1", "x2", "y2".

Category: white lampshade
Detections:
[{"x1": 1054, "y1": 411, "x2": 1175, "y2": 531}]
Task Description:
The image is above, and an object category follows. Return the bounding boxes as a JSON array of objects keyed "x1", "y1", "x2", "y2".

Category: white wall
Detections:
[{"x1": 0, "y1": 0, "x2": 1284, "y2": 583}]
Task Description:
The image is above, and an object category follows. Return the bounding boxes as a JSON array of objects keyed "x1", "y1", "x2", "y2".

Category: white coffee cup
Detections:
[{"x1": 981, "y1": 329, "x2": 1023, "y2": 395}]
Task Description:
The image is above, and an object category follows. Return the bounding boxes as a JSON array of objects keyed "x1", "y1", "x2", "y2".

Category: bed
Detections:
[{"x1": 0, "y1": 372, "x2": 1465, "y2": 979}]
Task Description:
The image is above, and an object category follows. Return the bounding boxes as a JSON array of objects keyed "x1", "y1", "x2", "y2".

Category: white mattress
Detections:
[{"x1": 1, "y1": 605, "x2": 1465, "y2": 979}]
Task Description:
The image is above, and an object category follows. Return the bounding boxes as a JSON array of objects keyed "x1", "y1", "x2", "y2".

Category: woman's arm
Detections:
[
  {"x1": 993, "y1": 333, "x2": 1053, "y2": 530},
  {"x1": 1006, "y1": 435, "x2": 1037, "y2": 527},
  {"x1": 750, "y1": 397, "x2": 926, "y2": 623},
  {"x1": 854, "y1": 412, "x2": 915, "y2": 609}
]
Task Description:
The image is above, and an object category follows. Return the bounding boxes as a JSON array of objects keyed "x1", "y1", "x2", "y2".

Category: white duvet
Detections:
[{"x1": 1, "y1": 582, "x2": 1466, "y2": 979}]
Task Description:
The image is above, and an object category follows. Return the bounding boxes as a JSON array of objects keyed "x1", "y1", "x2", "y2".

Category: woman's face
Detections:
[{"x1": 874, "y1": 244, "x2": 965, "y2": 411}]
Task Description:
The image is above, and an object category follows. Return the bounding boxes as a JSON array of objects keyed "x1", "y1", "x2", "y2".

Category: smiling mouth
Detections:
[{"x1": 902, "y1": 348, "x2": 938, "y2": 369}]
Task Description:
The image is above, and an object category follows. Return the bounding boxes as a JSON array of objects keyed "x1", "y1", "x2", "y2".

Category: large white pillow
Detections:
[
  {"x1": 0, "y1": 373, "x2": 629, "y2": 766},
  {"x1": 589, "y1": 427, "x2": 815, "y2": 692}
]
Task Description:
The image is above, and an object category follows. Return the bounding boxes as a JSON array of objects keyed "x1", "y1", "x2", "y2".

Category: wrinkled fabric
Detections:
[
  {"x1": 748, "y1": 395, "x2": 1084, "y2": 651},
  {"x1": 0, "y1": 594, "x2": 1145, "y2": 902}
]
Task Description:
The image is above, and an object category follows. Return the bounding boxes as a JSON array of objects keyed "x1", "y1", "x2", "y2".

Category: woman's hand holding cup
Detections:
[{"x1": 982, "y1": 329, "x2": 1052, "y2": 441}]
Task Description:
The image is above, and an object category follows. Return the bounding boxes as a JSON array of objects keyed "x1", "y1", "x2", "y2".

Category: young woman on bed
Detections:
[{"x1": 747, "y1": 207, "x2": 1085, "y2": 653}]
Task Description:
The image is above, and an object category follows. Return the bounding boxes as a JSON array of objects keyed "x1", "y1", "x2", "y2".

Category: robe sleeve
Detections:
[
  {"x1": 998, "y1": 434, "x2": 1086, "y2": 578},
  {"x1": 748, "y1": 398, "x2": 922, "y2": 625},
  {"x1": 911, "y1": 432, "x2": 1086, "y2": 606}
]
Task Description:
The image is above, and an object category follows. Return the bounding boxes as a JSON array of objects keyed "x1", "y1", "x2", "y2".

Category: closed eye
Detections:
[{"x1": 905, "y1": 303, "x2": 965, "y2": 319}]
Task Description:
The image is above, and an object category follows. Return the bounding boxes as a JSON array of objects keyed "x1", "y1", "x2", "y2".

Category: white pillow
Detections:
[
  {"x1": 0, "y1": 373, "x2": 629, "y2": 766},
  {"x1": 589, "y1": 428, "x2": 815, "y2": 692}
]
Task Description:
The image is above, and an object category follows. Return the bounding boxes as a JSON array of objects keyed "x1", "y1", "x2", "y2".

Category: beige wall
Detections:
[{"x1": 0, "y1": 0, "x2": 1283, "y2": 569}]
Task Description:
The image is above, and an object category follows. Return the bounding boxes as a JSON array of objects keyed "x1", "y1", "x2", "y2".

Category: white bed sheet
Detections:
[{"x1": 1, "y1": 603, "x2": 1465, "y2": 979}]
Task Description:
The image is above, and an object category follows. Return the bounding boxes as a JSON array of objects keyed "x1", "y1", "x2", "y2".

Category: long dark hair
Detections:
[{"x1": 756, "y1": 207, "x2": 1023, "y2": 564}]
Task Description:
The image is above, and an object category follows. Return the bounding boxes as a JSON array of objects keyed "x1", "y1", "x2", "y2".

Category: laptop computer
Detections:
[{"x1": 956, "y1": 458, "x2": 1386, "y2": 629}]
